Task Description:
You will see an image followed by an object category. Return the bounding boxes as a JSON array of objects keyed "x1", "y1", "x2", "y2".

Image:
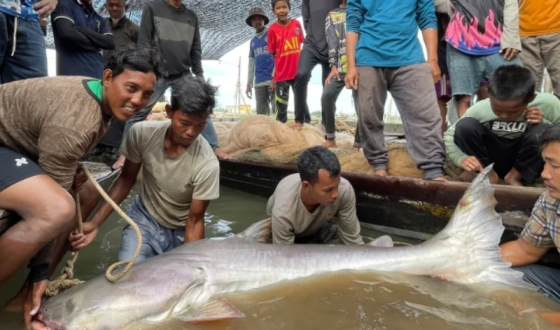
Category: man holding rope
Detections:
[
  {"x1": 0, "y1": 44, "x2": 158, "y2": 329},
  {"x1": 69, "y1": 76, "x2": 220, "y2": 263}
]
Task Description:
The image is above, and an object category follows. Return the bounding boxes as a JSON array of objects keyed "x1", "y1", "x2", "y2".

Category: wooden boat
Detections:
[{"x1": 219, "y1": 159, "x2": 546, "y2": 244}]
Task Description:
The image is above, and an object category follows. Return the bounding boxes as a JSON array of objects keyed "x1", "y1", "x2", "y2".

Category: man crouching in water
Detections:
[
  {"x1": 0, "y1": 44, "x2": 158, "y2": 329},
  {"x1": 268, "y1": 146, "x2": 364, "y2": 245},
  {"x1": 501, "y1": 124, "x2": 560, "y2": 326},
  {"x1": 69, "y1": 76, "x2": 220, "y2": 262}
]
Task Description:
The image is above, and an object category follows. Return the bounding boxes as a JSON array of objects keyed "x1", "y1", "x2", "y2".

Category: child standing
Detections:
[
  {"x1": 321, "y1": 0, "x2": 361, "y2": 149},
  {"x1": 267, "y1": 0, "x2": 305, "y2": 123}
]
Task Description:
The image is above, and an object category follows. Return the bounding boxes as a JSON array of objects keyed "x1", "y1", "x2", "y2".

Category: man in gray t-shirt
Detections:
[
  {"x1": 267, "y1": 146, "x2": 364, "y2": 245},
  {"x1": 68, "y1": 77, "x2": 220, "y2": 262}
]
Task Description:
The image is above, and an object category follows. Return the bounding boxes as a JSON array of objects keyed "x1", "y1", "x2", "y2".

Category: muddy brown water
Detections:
[{"x1": 0, "y1": 186, "x2": 559, "y2": 329}]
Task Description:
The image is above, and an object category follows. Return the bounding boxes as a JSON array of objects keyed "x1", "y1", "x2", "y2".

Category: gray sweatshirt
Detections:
[
  {"x1": 302, "y1": 0, "x2": 341, "y2": 63},
  {"x1": 267, "y1": 174, "x2": 364, "y2": 245},
  {"x1": 138, "y1": 0, "x2": 203, "y2": 78}
]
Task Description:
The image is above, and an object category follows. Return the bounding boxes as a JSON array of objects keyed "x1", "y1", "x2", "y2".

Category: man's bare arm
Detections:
[
  {"x1": 500, "y1": 238, "x2": 549, "y2": 267},
  {"x1": 185, "y1": 200, "x2": 209, "y2": 243}
]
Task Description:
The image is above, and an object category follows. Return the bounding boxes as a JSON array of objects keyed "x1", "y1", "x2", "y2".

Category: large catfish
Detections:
[{"x1": 37, "y1": 166, "x2": 534, "y2": 330}]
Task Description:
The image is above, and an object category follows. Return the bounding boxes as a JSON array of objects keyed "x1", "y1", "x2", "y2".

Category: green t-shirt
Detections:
[{"x1": 445, "y1": 93, "x2": 560, "y2": 167}]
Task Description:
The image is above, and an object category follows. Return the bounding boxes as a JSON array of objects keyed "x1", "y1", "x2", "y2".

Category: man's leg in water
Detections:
[
  {"x1": 118, "y1": 196, "x2": 160, "y2": 262},
  {"x1": 5, "y1": 180, "x2": 101, "y2": 311},
  {"x1": 0, "y1": 148, "x2": 75, "y2": 284},
  {"x1": 514, "y1": 265, "x2": 560, "y2": 303},
  {"x1": 114, "y1": 78, "x2": 170, "y2": 168}
]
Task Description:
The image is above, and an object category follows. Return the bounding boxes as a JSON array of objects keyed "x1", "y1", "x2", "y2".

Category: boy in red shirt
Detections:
[{"x1": 267, "y1": 0, "x2": 304, "y2": 123}]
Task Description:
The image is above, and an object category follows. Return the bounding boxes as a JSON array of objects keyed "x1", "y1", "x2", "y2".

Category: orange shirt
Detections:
[{"x1": 520, "y1": 0, "x2": 560, "y2": 37}]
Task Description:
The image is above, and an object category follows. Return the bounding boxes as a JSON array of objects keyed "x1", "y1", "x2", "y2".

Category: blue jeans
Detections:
[
  {"x1": 514, "y1": 264, "x2": 560, "y2": 303},
  {"x1": 121, "y1": 76, "x2": 219, "y2": 151},
  {"x1": 447, "y1": 44, "x2": 522, "y2": 97},
  {"x1": 0, "y1": 12, "x2": 47, "y2": 84},
  {"x1": 118, "y1": 196, "x2": 185, "y2": 262}
]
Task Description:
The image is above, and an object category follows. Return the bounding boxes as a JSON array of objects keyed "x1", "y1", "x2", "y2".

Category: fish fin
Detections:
[
  {"x1": 428, "y1": 165, "x2": 535, "y2": 290},
  {"x1": 366, "y1": 235, "x2": 393, "y2": 247},
  {"x1": 236, "y1": 218, "x2": 271, "y2": 243},
  {"x1": 175, "y1": 298, "x2": 245, "y2": 323}
]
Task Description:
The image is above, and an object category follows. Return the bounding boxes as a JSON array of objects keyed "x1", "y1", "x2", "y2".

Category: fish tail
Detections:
[
  {"x1": 428, "y1": 165, "x2": 534, "y2": 290},
  {"x1": 236, "y1": 218, "x2": 272, "y2": 243}
]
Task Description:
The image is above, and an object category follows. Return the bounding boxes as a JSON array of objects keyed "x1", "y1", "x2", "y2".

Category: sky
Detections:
[{"x1": 46, "y1": 18, "x2": 427, "y2": 116}]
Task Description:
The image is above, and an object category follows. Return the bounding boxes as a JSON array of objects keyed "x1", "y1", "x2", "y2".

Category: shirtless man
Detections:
[
  {"x1": 0, "y1": 44, "x2": 158, "y2": 328},
  {"x1": 268, "y1": 146, "x2": 364, "y2": 245}
]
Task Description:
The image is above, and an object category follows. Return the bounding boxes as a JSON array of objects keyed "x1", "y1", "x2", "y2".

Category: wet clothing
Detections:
[
  {"x1": 118, "y1": 196, "x2": 185, "y2": 262},
  {"x1": 445, "y1": 0, "x2": 521, "y2": 56},
  {"x1": 0, "y1": 11, "x2": 47, "y2": 84},
  {"x1": 346, "y1": 0, "x2": 436, "y2": 67},
  {"x1": 355, "y1": 64, "x2": 446, "y2": 179},
  {"x1": 445, "y1": 93, "x2": 560, "y2": 168},
  {"x1": 121, "y1": 120, "x2": 220, "y2": 230},
  {"x1": 268, "y1": 19, "x2": 304, "y2": 83},
  {"x1": 515, "y1": 264, "x2": 560, "y2": 304},
  {"x1": 0, "y1": 77, "x2": 110, "y2": 191},
  {"x1": 267, "y1": 173, "x2": 364, "y2": 245},
  {"x1": 102, "y1": 17, "x2": 139, "y2": 64},
  {"x1": 138, "y1": 0, "x2": 202, "y2": 78},
  {"x1": 326, "y1": 7, "x2": 347, "y2": 74},
  {"x1": 454, "y1": 118, "x2": 550, "y2": 183},
  {"x1": 52, "y1": 0, "x2": 112, "y2": 78}
]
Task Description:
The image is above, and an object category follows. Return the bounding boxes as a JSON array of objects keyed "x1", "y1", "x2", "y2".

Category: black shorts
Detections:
[{"x1": 0, "y1": 146, "x2": 44, "y2": 193}]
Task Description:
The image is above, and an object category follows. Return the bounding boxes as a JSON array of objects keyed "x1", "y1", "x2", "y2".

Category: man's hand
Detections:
[
  {"x1": 525, "y1": 107, "x2": 544, "y2": 124},
  {"x1": 271, "y1": 80, "x2": 276, "y2": 93},
  {"x1": 33, "y1": 0, "x2": 57, "y2": 19},
  {"x1": 345, "y1": 66, "x2": 359, "y2": 90},
  {"x1": 69, "y1": 222, "x2": 99, "y2": 252},
  {"x1": 246, "y1": 84, "x2": 253, "y2": 99},
  {"x1": 325, "y1": 66, "x2": 341, "y2": 86},
  {"x1": 460, "y1": 156, "x2": 483, "y2": 172},
  {"x1": 428, "y1": 59, "x2": 441, "y2": 83},
  {"x1": 23, "y1": 280, "x2": 48, "y2": 330},
  {"x1": 72, "y1": 167, "x2": 88, "y2": 192},
  {"x1": 501, "y1": 48, "x2": 519, "y2": 61}
]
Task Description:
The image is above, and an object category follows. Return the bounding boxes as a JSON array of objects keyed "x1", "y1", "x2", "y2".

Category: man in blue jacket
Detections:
[{"x1": 345, "y1": 0, "x2": 446, "y2": 181}]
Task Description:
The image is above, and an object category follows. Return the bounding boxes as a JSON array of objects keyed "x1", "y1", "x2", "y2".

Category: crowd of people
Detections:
[{"x1": 1, "y1": 0, "x2": 560, "y2": 328}]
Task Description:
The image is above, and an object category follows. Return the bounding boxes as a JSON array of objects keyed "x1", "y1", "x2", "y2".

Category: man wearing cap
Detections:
[{"x1": 245, "y1": 7, "x2": 274, "y2": 116}]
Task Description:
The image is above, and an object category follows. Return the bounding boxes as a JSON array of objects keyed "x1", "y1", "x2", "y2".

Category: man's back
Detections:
[{"x1": 138, "y1": 0, "x2": 203, "y2": 77}]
